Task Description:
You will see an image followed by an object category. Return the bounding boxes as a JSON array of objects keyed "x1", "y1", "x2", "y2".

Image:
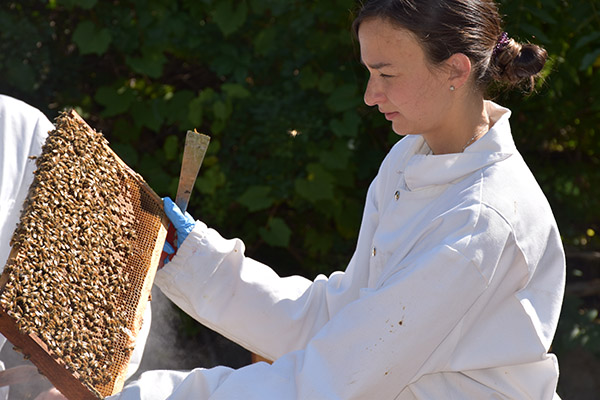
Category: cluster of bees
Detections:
[{"x1": 0, "y1": 112, "x2": 137, "y2": 389}]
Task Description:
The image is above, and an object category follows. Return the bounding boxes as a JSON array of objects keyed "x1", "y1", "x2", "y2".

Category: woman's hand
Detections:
[
  {"x1": 34, "y1": 388, "x2": 68, "y2": 400},
  {"x1": 162, "y1": 197, "x2": 196, "y2": 263}
]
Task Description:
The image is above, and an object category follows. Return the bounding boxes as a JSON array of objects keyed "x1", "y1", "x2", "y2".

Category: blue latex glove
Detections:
[
  {"x1": 163, "y1": 241, "x2": 176, "y2": 259},
  {"x1": 163, "y1": 196, "x2": 196, "y2": 250}
]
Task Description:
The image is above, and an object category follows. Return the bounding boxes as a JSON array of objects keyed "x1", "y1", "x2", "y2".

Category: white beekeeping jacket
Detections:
[
  {"x1": 0, "y1": 95, "x2": 52, "y2": 269},
  {"x1": 0, "y1": 94, "x2": 54, "y2": 400},
  {"x1": 113, "y1": 101, "x2": 565, "y2": 400}
]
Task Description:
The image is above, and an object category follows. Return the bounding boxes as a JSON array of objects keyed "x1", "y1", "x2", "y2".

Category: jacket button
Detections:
[{"x1": 394, "y1": 191, "x2": 400, "y2": 201}]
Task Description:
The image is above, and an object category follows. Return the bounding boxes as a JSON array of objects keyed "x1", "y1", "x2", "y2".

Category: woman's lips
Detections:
[{"x1": 384, "y1": 112, "x2": 399, "y2": 121}]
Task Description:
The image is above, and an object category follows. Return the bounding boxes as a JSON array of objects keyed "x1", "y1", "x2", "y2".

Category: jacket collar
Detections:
[{"x1": 400, "y1": 101, "x2": 516, "y2": 190}]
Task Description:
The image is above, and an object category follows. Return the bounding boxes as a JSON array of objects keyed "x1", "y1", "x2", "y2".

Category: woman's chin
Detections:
[{"x1": 391, "y1": 124, "x2": 412, "y2": 137}]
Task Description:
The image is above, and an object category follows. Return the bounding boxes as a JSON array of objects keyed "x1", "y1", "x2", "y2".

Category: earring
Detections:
[{"x1": 450, "y1": 85, "x2": 456, "y2": 91}]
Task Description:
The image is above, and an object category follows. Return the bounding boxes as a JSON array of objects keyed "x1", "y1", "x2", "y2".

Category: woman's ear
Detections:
[{"x1": 445, "y1": 53, "x2": 472, "y2": 90}]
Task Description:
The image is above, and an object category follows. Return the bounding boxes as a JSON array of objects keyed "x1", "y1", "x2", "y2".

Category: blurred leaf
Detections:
[
  {"x1": 95, "y1": 86, "x2": 134, "y2": 117},
  {"x1": 112, "y1": 118, "x2": 140, "y2": 144},
  {"x1": 329, "y1": 111, "x2": 360, "y2": 138},
  {"x1": 334, "y1": 198, "x2": 361, "y2": 238},
  {"x1": 574, "y1": 32, "x2": 600, "y2": 50},
  {"x1": 580, "y1": 48, "x2": 600, "y2": 71},
  {"x1": 298, "y1": 66, "x2": 320, "y2": 90},
  {"x1": 518, "y1": 22, "x2": 550, "y2": 44},
  {"x1": 72, "y1": 20, "x2": 112, "y2": 55},
  {"x1": 163, "y1": 90, "x2": 196, "y2": 126},
  {"x1": 212, "y1": 0, "x2": 248, "y2": 37},
  {"x1": 259, "y1": 217, "x2": 292, "y2": 247},
  {"x1": 126, "y1": 50, "x2": 167, "y2": 78},
  {"x1": 164, "y1": 135, "x2": 179, "y2": 161},
  {"x1": 253, "y1": 26, "x2": 278, "y2": 55},
  {"x1": 188, "y1": 96, "x2": 205, "y2": 127},
  {"x1": 238, "y1": 186, "x2": 274, "y2": 212},
  {"x1": 326, "y1": 84, "x2": 361, "y2": 112},
  {"x1": 213, "y1": 100, "x2": 231, "y2": 121},
  {"x1": 79, "y1": 0, "x2": 97, "y2": 9},
  {"x1": 304, "y1": 229, "x2": 333, "y2": 256},
  {"x1": 4, "y1": 59, "x2": 35, "y2": 91},
  {"x1": 524, "y1": 5, "x2": 557, "y2": 25},
  {"x1": 221, "y1": 83, "x2": 251, "y2": 99},
  {"x1": 294, "y1": 163, "x2": 336, "y2": 202},
  {"x1": 55, "y1": 0, "x2": 97, "y2": 8},
  {"x1": 111, "y1": 142, "x2": 139, "y2": 167},
  {"x1": 319, "y1": 141, "x2": 352, "y2": 170},
  {"x1": 131, "y1": 101, "x2": 163, "y2": 132},
  {"x1": 249, "y1": 0, "x2": 269, "y2": 14},
  {"x1": 195, "y1": 166, "x2": 226, "y2": 195},
  {"x1": 318, "y1": 73, "x2": 336, "y2": 93},
  {"x1": 139, "y1": 153, "x2": 171, "y2": 195}
]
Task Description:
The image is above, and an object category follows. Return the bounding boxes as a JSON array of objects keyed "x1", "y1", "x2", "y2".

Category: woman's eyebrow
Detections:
[{"x1": 360, "y1": 59, "x2": 393, "y2": 70}]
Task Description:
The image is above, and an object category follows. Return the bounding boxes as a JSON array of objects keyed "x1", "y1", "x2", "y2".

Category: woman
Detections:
[{"x1": 114, "y1": 0, "x2": 565, "y2": 398}]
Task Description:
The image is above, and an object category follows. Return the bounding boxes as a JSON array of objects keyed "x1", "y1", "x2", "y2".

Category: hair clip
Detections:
[{"x1": 493, "y1": 32, "x2": 510, "y2": 56}]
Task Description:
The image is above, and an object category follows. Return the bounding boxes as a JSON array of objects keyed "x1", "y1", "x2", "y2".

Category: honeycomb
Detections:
[{"x1": 0, "y1": 110, "x2": 168, "y2": 399}]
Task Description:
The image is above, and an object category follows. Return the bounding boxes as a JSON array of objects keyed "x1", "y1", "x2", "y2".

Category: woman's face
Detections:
[{"x1": 358, "y1": 18, "x2": 453, "y2": 137}]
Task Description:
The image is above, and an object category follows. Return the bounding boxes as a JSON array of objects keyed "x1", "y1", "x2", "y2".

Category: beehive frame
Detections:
[{"x1": 0, "y1": 110, "x2": 168, "y2": 399}]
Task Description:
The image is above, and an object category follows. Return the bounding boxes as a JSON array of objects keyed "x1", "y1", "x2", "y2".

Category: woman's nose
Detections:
[{"x1": 363, "y1": 78, "x2": 384, "y2": 107}]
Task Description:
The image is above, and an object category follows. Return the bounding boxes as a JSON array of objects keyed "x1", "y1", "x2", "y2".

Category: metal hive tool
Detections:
[{"x1": 0, "y1": 110, "x2": 169, "y2": 399}]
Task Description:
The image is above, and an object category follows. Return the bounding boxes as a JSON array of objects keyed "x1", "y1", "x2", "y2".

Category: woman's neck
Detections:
[{"x1": 423, "y1": 96, "x2": 490, "y2": 155}]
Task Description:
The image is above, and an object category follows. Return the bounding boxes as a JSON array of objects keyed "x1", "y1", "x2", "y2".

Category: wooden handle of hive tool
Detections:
[{"x1": 175, "y1": 130, "x2": 210, "y2": 213}]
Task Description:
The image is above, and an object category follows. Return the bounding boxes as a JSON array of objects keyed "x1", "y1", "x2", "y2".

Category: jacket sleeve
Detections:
[
  {"x1": 153, "y1": 221, "x2": 354, "y2": 362},
  {"x1": 153, "y1": 176, "x2": 382, "y2": 362},
  {"x1": 115, "y1": 234, "x2": 496, "y2": 400}
]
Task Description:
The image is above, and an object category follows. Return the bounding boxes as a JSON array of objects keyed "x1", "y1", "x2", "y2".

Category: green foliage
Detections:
[
  {"x1": 555, "y1": 296, "x2": 600, "y2": 356},
  {"x1": 72, "y1": 20, "x2": 112, "y2": 55},
  {"x1": 1, "y1": 0, "x2": 599, "y2": 385}
]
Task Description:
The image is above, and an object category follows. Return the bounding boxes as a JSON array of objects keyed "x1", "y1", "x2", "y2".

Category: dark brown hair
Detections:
[{"x1": 352, "y1": 0, "x2": 548, "y2": 92}]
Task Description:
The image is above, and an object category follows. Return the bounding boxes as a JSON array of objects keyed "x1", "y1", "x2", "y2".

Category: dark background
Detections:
[{"x1": 1, "y1": 0, "x2": 599, "y2": 398}]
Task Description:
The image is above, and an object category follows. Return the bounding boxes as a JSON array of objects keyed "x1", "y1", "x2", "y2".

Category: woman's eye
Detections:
[{"x1": 379, "y1": 73, "x2": 393, "y2": 78}]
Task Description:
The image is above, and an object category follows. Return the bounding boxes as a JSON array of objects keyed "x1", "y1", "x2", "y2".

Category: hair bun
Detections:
[{"x1": 492, "y1": 39, "x2": 548, "y2": 90}]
